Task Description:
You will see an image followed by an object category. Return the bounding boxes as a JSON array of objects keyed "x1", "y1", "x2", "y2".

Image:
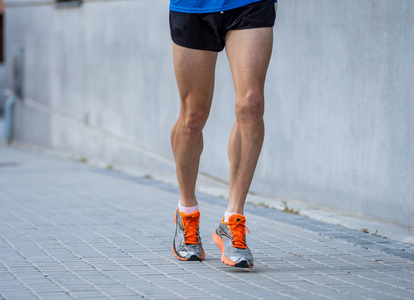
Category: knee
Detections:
[
  {"x1": 235, "y1": 89, "x2": 264, "y2": 124},
  {"x1": 183, "y1": 109, "x2": 207, "y2": 134},
  {"x1": 180, "y1": 97, "x2": 209, "y2": 135}
]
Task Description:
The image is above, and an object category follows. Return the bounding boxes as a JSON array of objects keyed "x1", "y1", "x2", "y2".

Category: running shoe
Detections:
[
  {"x1": 212, "y1": 214, "x2": 253, "y2": 268},
  {"x1": 172, "y1": 208, "x2": 205, "y2": 261}
]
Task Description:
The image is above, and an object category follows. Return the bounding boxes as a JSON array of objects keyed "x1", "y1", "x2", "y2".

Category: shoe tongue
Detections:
[
  {"x1": 181, "y1": 210, "x2": 200, "y2": 218},
  {"x1": 228, "y1": 214, "x2": 245, "y2": 223}
]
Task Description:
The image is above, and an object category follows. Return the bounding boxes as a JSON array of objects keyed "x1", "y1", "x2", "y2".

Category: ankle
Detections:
[{"x1": 178, "y1": 200, "x2": 199, "y2": 214}]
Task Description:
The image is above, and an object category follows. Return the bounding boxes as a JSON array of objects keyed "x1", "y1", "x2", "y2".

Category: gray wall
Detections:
[
  {"x1": 0, "y1": 63, "x2": 5, "y2": 115},
  {"x1": 5, "y1": 0, "x2": 414, "y2": 227}
]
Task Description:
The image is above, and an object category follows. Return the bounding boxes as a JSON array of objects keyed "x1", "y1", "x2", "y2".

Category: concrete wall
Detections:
[
  {"x1": 0, "y1": 64, "x2": 5, "y2": 115},
  {"x1": 5, "y1": 0, "x2": 414, "y2": 227}
]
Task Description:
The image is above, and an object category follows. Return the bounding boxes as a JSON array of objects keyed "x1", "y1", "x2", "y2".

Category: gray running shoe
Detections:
[
  {"x1": 172, "y1": 208, "x2": 205, "y2": 261},
  {"x1": 212, "y1": 214, "x2": 253, "y2": 268}
]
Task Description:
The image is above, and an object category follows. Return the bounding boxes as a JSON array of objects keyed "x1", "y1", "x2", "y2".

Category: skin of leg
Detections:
[
  {"x1": 171, "y1": 43, "x2": 218, "y2": 208},
  {"x1": 224, "y1": 27, "x2": 274, "y2": 214}
]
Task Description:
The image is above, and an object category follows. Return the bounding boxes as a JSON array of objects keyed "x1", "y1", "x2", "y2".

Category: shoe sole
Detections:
[
  {"x1": 172, "y1": 208, "x2": 205, "y2": 261},
  {"x1": 212, "y1": 232, "x2": 253, "y2": 268},
  {"x1": 172, "y1": 245, "x2": 205, "y2": 261}
]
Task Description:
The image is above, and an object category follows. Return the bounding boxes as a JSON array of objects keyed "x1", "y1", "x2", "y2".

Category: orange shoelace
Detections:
[
  {"x1": 180, "y1": 212, "x2": 200, "y2": 245},
  {"x1": 226, "y1": 218, "x2": 250, "y2": 249}
]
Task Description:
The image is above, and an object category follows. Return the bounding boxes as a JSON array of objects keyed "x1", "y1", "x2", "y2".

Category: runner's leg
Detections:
[
  {"x1": 171, "y1": 43, "x2": 218, "y2": 207},
  {"x1": 225, "y1": 27, "x2": 274, "y2": 214}
]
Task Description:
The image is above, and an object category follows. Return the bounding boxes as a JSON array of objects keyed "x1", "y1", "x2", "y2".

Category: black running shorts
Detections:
[{"x1": 169, "y1": 0, "x2": 277, "y2": 52}]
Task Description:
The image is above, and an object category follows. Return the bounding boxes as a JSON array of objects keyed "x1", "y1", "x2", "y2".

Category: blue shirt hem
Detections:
[{"x1": 170, "y1": 0, "x2": 276, "y2": 14}]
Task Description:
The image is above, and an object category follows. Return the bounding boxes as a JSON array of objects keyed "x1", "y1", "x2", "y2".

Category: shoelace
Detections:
[
  {"x1": 181, "y1": 213, "x2": 200, "y2": 245},
  {"x1": 226, "y1": 218, "x2": 250, "y2": 249}
]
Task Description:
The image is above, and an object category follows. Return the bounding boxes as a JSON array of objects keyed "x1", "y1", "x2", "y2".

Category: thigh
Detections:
[
  {"x1": 225, "y1": 27, "x2": 273, "y2": 95},
  {"x1": 173, "y1": 43, "x2": 218, "y2": 108}
]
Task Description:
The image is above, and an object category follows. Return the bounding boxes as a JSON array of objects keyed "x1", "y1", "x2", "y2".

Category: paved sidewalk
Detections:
[{"x1": 1, "y1": 145, "x2": 414, "y2": 300}]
